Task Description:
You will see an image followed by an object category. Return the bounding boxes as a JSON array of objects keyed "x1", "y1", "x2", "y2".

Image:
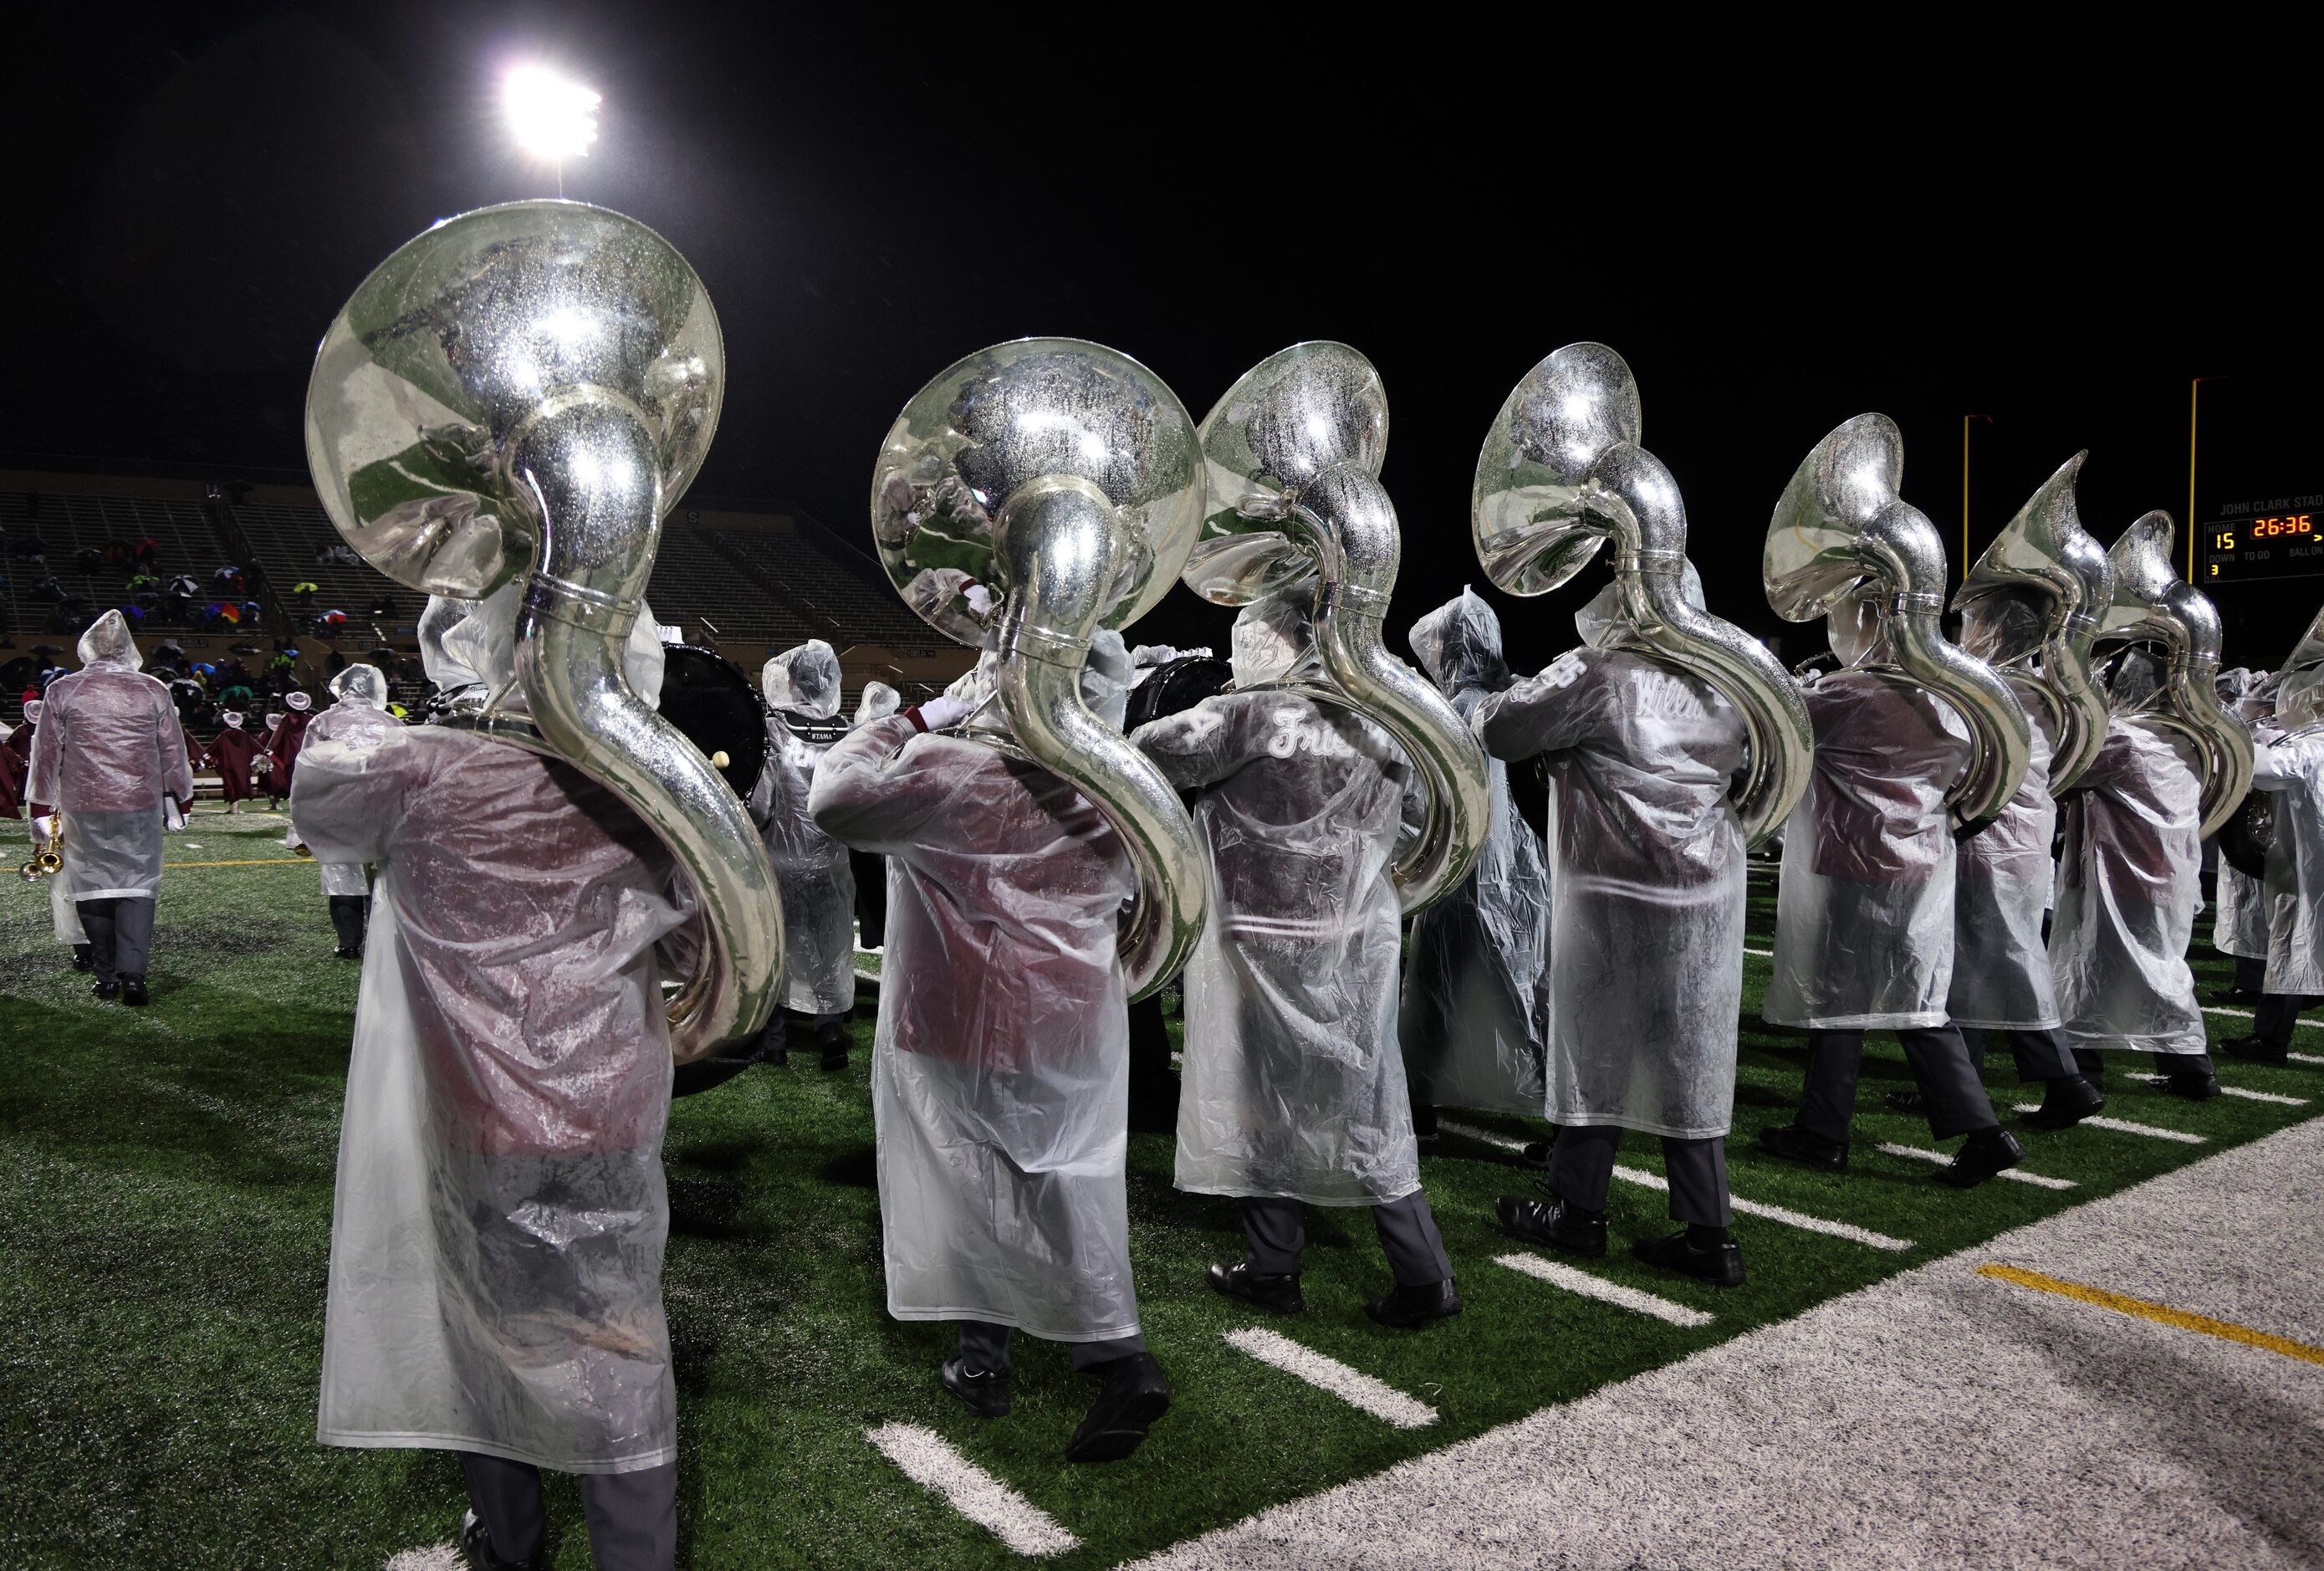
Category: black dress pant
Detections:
[
  {"x1": 76, "y1": 896, "x2": 155, "y2": 985},
  {"x1": 1548, "y1": 1125, "x2": 1733, "y2": 1227},
  {"x1": 2256, "y1": 993, "x2": 2316, "y2": 1046},
  {"x1": 1798, "y1": 1026, "x2": 1998, "y2": 1144},
  {"x1": 1240, "y1": 1190, "x2": 1453, "y2": 1287},
  {"x1": 2071, "y1": 1046, "x2": 2216, "y2": 1078},
  {"x1": 328, "y1": 894, "x2": 369, "y2": 952},
  {"x1": 956, "y1": 1319, "x2": 1145, "y2": 1374},
  {"x1": 457, "y1": 1451, "x2": 676, "y2": 1571},
  {"x1": 1960, "y1": 1025, "x2": 2079, "y2": 1082},
  {"x1": 2233, "y1": 954, "x2": 2268, "y2": 994}
]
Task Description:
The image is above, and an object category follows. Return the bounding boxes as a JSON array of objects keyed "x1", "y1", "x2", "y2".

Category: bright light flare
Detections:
[{"x1": 505, "y1": 65, "x2": 600, "y2": 161}]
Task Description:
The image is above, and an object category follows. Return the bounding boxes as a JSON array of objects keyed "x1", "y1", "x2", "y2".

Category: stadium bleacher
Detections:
[{"x1": 2, "y1": 469, "x2": 972, "y2": 713}]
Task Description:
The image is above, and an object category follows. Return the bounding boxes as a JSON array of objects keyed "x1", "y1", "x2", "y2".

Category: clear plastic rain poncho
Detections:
[
  {"x1": 1947, "y1": 597, "x2": 2061, "y2": 1030},
  {"x1": 288, "y1": 664, "x2": 401, "y2": 898},
  {"x1": 296, "y1": 593, "x2": 692, "y2": 1473},
  {"x1": 853, "y1": 681, "x2": 901, "y2": 726},
  {"x1": 1132, "y1": 597, "x2": 1427, "y2": 1205},
  {"x1": 751, "y1": 640, "x2": 857, "y2": 1014},
  {"x1": 24, "y1": 610, "x2": 194, "y2": 903},
  {"x1": 1764, "y1": 591, "x2": 1974, "y2": 1029},
  {"x1": 2214, "y1": 668, "x2": 2276, "y2": 962},
  {"x1": 1472, "y1": 571, "x2": 1749, "y2": 1138},
  {"x1": 2255, "y1": 664, "x2": 2324, "y2": 995},
  {"x1": 808, "y1": 632, "x2": 1143, "y2": 1341},
  {"x1": 2049, "y1": 650, "x2": 2208, "y2": 1055},
  {"x1": 1397, "y1": 587, "x2": 1550, "y2": 1116}
]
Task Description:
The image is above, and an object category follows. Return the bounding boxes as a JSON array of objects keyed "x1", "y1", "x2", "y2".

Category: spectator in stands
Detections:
[
  {"x1": 25, "y1": 611, "x2": 194, "y2": 1006},
  {"x1": 75, "y1": 546, "x2": 105, "y2": 576},
  {"x1": 31, "y1": 574, "x2": 65, "y2": 604},
  {"x1": 207, "y1": 710, "x2": 263, "y2": 813},
  {"x1": 366, "y1": 592, "x2": 397, "y2": 618},
  {"x1": 292, "y1": 581, "x2": 319, "y2": 608},
  {"x1": 131, "y1": 536, "x2": 159, "y2": 572}
]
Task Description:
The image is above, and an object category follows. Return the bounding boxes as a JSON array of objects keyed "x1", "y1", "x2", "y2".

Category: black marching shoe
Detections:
[
  {"x1": 459, "y1": 1509, "x2": 543, "y2": 1571},
  {"x1": 335, "y1": 945, "x2": 362, "y2": 959},
  {"x1": 939, "y1": 1357, "x2": 1012, "y2": 1418},
  {"x1": 1883, "y1": 1090, "x2": 1928, "y2": 1115},
  {"x1": 1936, "y1": 1127, "x2": 2025, "y2": 1189},
  {"x1": 2153, "y1": 1070, "x2": 2222, "y2": 1101},
  {"x1": 2209, "y1": 985, "x2": 2263, "y2": 1006},
  {"x1": 1065, "y1": 1352, "x2": 1171, "y2": 1464},
  {"x1": 2222, "y1": 1036, "x2": 2290, "y2": 1067},
  {"x1": 1634, "y1": 1226, "x2": 1746, "y2": 1287},
  {"x1": 71, "y1": 945, "x2": 94, "y2": 972},
  {"x1": 1757, "y1": 1123, "x2": 1848, "y2": 1172},
  {"x1": 121, "y1": 978, "x2": 150, "y2": 1007},
  {"x1": 1495, "y1": 1195, "x2": 1607, "y2": 1257},
  {"x1": 1205, "y1": 1260, "x2": 1304, "y2": 1313},
  {"x1": 817, "y1": 1023, "x2": 849, "y2": 1072},
  {"x1": 2020, "y1": 1075, "x2": 2104, "y2": 1129},
  {"x1": 1364, "y1": 1277, "x2": 1462, "y2": 1328},
  {"x1": 90, "y1": 979, "x2": 120, "y2": 1001}
]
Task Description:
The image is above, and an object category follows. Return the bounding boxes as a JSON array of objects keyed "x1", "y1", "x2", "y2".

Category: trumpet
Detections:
[{"x1": 19, "y1": 814, "x2": 62, "y2": 882}]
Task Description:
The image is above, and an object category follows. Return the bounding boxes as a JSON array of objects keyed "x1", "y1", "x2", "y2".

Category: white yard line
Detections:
[
  {"x1": 1876, "y1": 1142, "x2": 2076, "y2": 1190},
  {"x1": 1743, "y1": 947, "x2": 1775, "y2": 958},
  {"x1": 1610, "y1": 1164, "x2": 1913, "y2": 1252},
  {"x1": 1223, "y1": 1328, "x2": 1438, "y2": 1430},
  {"x1": 864, "y1": 1423, "x2": 1080, "y2": 1557},
  {"x1": 1435, "y1": 1120, "x2": 1911, "y2": 1251},
  {"x1": 2010, "y1": 1105, "x2": 2207, "y2": 1144},
  {"x1": 1493, "y1": 1252, "x2": 1714, "y2": 1328},
  {"x1": 383, "y1": 1546, "x2": 462, "y2": 1571},
  {"x1": 2132, "y1": 1076, "x2": 2308, "y2": 1108},
  {"x1": 2292, "y1": 1052, "x2": 2324, "y2": 1067},
  {"x1": 2203, "y1": 1005, "x2": 2322, "y2": 1030}
]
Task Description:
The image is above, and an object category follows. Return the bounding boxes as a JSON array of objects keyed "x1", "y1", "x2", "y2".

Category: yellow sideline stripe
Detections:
[{"x1": 1977, "y1": 1263, "x2": 2324, "y2": 1367}]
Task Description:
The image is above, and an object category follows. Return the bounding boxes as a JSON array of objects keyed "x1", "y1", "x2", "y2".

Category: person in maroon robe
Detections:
[
  {"x1": 208, "y1": 711, "x2": 264, "y2": 811},
  {"x1": 1, "y1": 715, "x2": 27, "y2": 820},
  {"x1": 269, "y1": 692, "x2": 314, "y2": 801}
]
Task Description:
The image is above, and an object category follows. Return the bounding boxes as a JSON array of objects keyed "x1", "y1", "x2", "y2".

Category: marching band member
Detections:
[
  {"x1": 1398, "y1": 588, "x2": 1550, "y2": 1130},
  {"x1": 811, "y1": 633, "x2": 1173, "y2": 1464},
  {"x1": 295, "y1": 592, "x2": 688, "y2": 1571},
  {"x1": 24, "y1": 611, "x2": 194, "y2": 1006},
  {"x1": 1474, "y1": 568, "x2": 1750, "y2": 1285},
  {"x1": 206, "y1": 710, "x2": 265, "y2": 813},
  {"x1": 285, "y1": 664, "x2": 399, "y2": 958},
  {"x1": 1132, "y1": 597, "x2": 1460, "y2": 1328},
  {"x1": 847, "y1": 680, "x2": 899, "y2": 958},
  {"x1": 751, "y1": 640, "x2": 858, "y2": 1070},
  {"x1": 258, "y1": 712, "x2": 284, "y2": 809},
  {"x1": 2212, "y1": 668, "x2": 2276, "y2": 1004},
  {"x1": 1939, "y1": 596, "x2": 2106, "y2": 1128},
  {"x1": 2051, "y1": 651, "x2": 2221, "y2": 1098},
  {"x1": 269, "y1": 690, "x2": 314, "y2": 799},
  {"x1": 2227, "y1": 663, "x2": 2321, "y2": 1063},
  {"x1": 1760, "y1": 591, "x2": 2025, "y2": 1185}
]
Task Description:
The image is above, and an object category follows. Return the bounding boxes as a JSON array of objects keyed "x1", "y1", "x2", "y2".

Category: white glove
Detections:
[
  {"x1": 164, "y1": 797, "x2": 187, "y2": 832},
  {"x1": 963, "y1": 583, "x2": 996, "y2": 617},
  {"x1": 916, "y1": 694, "x2": 973, "y2": 731}
]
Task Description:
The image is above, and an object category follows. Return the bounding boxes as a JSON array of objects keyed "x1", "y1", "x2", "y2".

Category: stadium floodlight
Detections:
[{"x1": 504, "y1": 65, "x2": 600, "y2": 163}]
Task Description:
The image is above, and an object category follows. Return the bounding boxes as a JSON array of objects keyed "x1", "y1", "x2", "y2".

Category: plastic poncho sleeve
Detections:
[
  {"x1": 2254, "y1": 731, "x2": 2324, "y2": 997},
  {"x1": 808, "y1": 714, "x2": 963, "y2": 856},
  {"x1": 1474, "y1": 651, "x2": 1611, "y2": 762}
]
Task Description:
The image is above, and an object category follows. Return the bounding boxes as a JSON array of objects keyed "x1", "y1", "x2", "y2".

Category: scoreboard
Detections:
[{"x1": 2204, "y1": 494, "x2": 2324, "y2": 583}]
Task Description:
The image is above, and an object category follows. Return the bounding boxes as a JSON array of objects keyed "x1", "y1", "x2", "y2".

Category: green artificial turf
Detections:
[{"x1": 2, "y1": 813, "x2": 2317, "y2": 1568}]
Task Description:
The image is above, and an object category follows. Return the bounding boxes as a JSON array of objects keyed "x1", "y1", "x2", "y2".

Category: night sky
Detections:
[{"x1": 11, "y1": 7, "x2": 2317, "y2": 673}]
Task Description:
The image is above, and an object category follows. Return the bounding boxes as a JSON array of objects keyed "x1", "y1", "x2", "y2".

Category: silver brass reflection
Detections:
[
  {"x1": 304, "y1": 199, "x2": 782, "y2": 1063},
  {"x1": 2099, "y1": 511, "x2": 2254, "y2": 837},
  {"x1": 1183, "y1": 342, "x2": 1489, "y2": 913},
  {"x1": 1954, "y1": 453, "x2": 2115, "y2": 792},
  {"x1": 871, "y1": 338, "x2": 1208, "y2": 1000},
  {"x1": 1765, "y1": 414, "x2": 2032, "y2": 830},
  {"x1": 1471, "y1": 342, "x2": 1813, "y2": 848}
]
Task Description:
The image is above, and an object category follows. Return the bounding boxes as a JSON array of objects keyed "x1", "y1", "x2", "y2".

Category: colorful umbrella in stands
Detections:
[
  {"x1": 208, "y1": 601, "x2": 241, "y2": 624},
  {"x1": 316, "y1": 608, "x2": 349, "y2": 628}
]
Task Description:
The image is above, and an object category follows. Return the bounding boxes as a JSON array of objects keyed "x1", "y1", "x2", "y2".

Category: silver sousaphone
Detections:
[
  {"x1": 1954, "y1": 453, "x2": 2115, "y2": 792},
  {"x1": 2097, "y1": 510, "x2": 2255, "y2": 837},
  {"x1": 1179, "y1": 341, "x2": 1489, "y2": 911},
  {"x1": 1765, "y1": 414, "x2": 2033, "y2": 831},
  {"x1": 304, "y1": 198, "x2": 784, "y2": 1063},
  {"x1": 1471, "y1": 342, "x2": 1813, "y2": 847},
  {"x1": 870, "y1": 337, "x2": 1209, "y2": 999}
]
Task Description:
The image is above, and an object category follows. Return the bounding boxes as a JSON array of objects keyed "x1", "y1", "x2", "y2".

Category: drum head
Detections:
[
  {"x1": 1125, "y1": 655, "x2": 1233, "y2": 731},
  {"x1": 657, "y1": 645, "x2": 767, "y2": 801}
]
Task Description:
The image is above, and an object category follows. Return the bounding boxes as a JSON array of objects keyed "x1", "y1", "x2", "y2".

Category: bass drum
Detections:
[
  {"x1": 1125, "y1": 654, "x2": 1233, "y2": 732},
  {"x1": 2218, "y1": 789, "x2": 2274, "y2": 880},
  {"x1": 656, "y1": 644, "x2": 767, "y2": 802}
]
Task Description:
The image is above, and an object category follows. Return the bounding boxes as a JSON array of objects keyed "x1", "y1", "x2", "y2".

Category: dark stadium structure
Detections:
[{"x1": 0, "y1": 467, "x2": 973, "y2": 729}]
